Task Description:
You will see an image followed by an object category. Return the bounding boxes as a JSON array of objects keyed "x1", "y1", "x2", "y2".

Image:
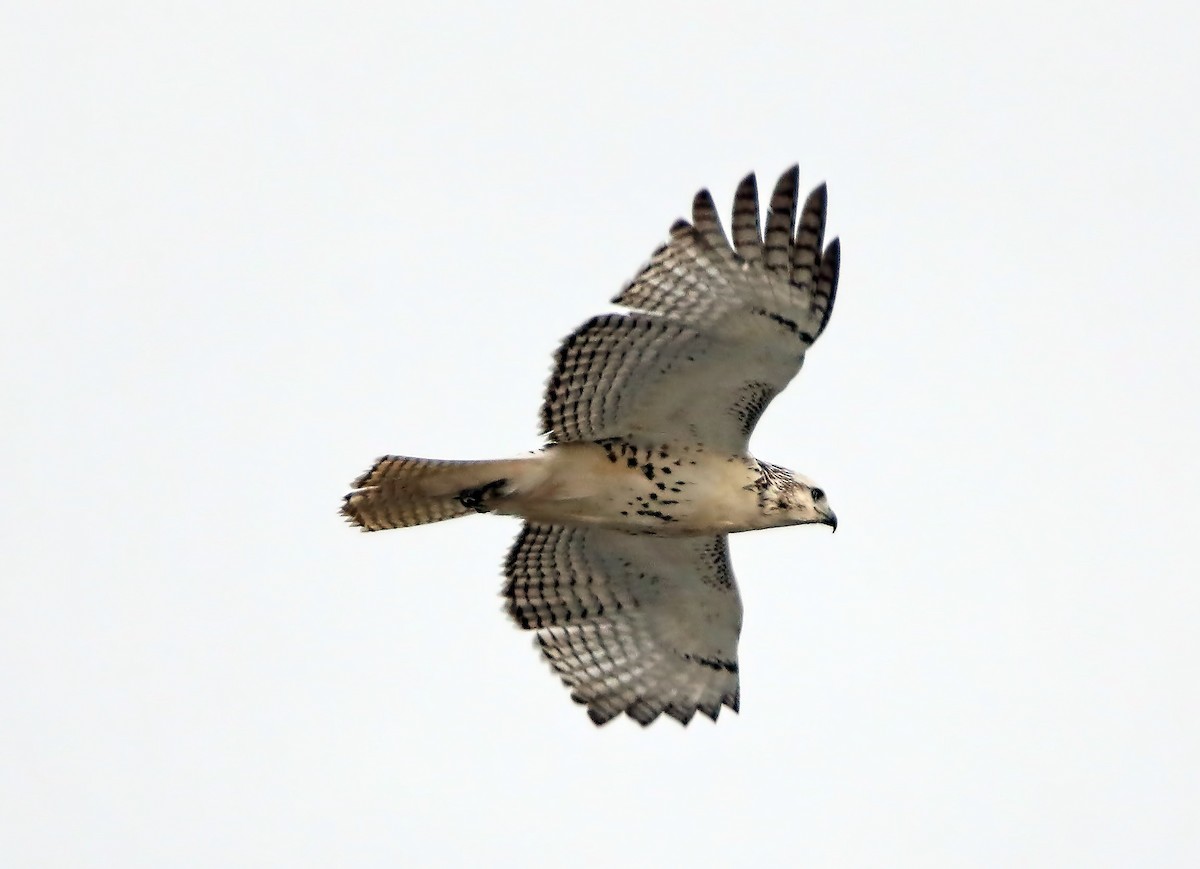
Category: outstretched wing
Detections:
[
  {"x1": 504, "y1": 523, "x2": 741, "y2": 726},
  {"x1": 541, "y1": 166, "x2": 840, "y2": 452}
]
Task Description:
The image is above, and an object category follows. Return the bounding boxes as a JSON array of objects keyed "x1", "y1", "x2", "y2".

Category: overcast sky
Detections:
[{"x1": 4, "y1": 2, "x2": 1199, "y2": 866}]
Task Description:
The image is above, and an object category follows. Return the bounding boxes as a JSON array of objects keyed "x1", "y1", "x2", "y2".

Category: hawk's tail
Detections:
[{"x1": 341, "y1": 454, "x2": 537, "y2": 532}]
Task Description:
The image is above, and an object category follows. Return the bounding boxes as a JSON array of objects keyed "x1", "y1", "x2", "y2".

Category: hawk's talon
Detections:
[{"x1": 457, "y1": 478, "x2": 508, "y2": 513}]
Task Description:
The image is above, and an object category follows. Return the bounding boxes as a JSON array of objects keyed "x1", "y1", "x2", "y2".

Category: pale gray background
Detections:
[{"x1": 3, "y1": 2, "x2": 1198, "y2": 866}]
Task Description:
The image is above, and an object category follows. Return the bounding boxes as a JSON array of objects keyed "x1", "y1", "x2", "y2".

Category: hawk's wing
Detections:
[
  {"x1": 541, "y1": 166, "x2": 840, "y2": 452},
  {"x1": 504, "y1": 523, "x2": 741, "y2": 726}
]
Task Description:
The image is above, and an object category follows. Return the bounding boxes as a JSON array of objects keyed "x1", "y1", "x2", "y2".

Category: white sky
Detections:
[{"x1": 3, "y1": 2, "x2": 1199, "y2": 866}]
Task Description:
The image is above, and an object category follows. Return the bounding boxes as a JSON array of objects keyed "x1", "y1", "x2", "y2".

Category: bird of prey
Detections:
[{"x1": 342, "y1": 165, "x2": 841, "y2": 726}]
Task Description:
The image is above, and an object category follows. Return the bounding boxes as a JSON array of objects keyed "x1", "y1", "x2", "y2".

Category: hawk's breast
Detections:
[{"x1": 499, "y1": 441, "x2": 765, "y2": 535}]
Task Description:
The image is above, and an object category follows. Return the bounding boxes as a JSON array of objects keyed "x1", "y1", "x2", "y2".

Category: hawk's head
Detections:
[{"x1": 752, "y1": 462, "x2": 837, "y2": 532}]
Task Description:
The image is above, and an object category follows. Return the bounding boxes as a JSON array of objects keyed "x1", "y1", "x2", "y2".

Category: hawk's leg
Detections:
[{"x1": 457, "y1": 478, "x2": 509, "y2": 513}]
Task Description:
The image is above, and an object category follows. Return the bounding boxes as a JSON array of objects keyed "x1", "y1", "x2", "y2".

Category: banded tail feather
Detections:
[{"x1": 341, "y1": 455, "x2": 533, "y2": 532}]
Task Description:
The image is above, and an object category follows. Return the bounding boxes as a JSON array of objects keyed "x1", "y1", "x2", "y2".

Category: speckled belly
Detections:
[{"x1": 499, "y1": 440, "x2": 763, "y2": 535}]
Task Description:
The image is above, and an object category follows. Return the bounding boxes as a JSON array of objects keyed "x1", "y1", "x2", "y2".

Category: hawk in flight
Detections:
[{"x1": 342, "y1": 166, "x2": 841, "y2": 726}]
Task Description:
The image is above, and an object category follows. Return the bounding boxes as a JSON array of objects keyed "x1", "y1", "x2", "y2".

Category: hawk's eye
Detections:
[{"x1": 810, "y1": 487, "x2": 825, "y2": 502}]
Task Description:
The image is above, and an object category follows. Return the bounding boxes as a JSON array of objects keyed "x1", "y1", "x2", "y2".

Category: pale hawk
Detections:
[{"x1": 342, "y1": 165, "x2": 841, "y2": 726}]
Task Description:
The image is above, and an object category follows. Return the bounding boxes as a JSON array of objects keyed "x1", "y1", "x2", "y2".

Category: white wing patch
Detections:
[
  {"x1": 504, "y1": 523, "x2": 741, "y2": 726},
  {"x1": 540, "y1": 167, "x2": 840, "y2": 451}
]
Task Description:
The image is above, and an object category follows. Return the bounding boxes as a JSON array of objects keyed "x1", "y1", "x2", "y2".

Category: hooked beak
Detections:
[{"x1": 822, "y1": 511, "x2": 838, "y2": 533}]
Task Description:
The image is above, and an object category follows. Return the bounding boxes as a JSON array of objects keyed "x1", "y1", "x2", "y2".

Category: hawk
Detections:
[{"x1": 342, "y1": 165, "x2": 841, "y2": 726}]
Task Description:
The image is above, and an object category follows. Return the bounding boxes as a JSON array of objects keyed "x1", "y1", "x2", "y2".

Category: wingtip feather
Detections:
[
  {"x1": 815, "y1": 236, "x2": 841, "y2": 337},
  {"x1": 731, "y1": 172, "x2": 763, "y2": 260},
  {"x1": 776, "y1": 164, "x2": 800, "y2": 192}
]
